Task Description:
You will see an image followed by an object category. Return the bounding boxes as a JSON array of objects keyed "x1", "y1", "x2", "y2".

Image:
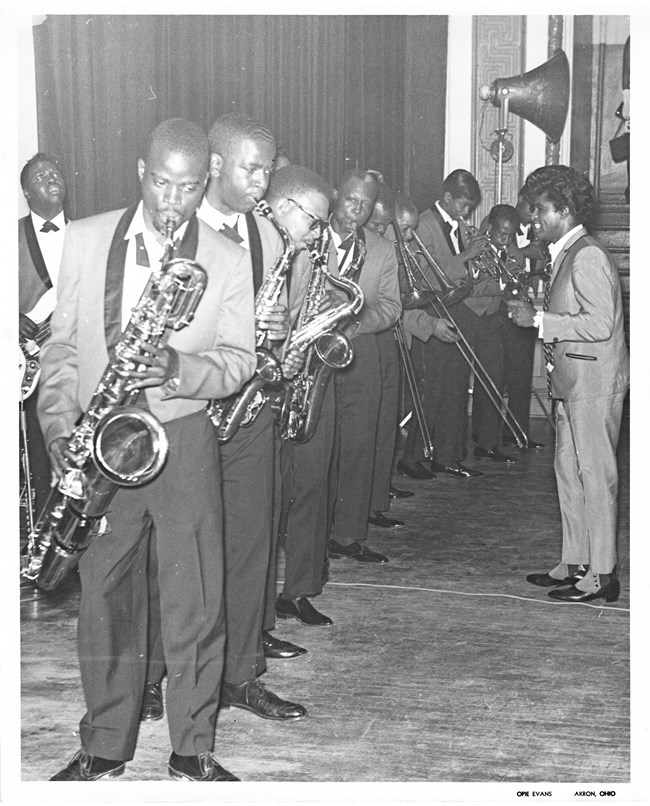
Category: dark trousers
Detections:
[
  {"x1": 21, "y1": 389, "x2": 52, "y2": 516},
  {"x1": 219, "y1": 405, "x2": 275, "y2": 684},
  {"x1": 329, "y1": 334, "x2": 381, "y2": 546},
  {"x1": 275, "y1": 377, "x2": 336, "y2": 601},
  {"x1": 500, "y1": 304, "x2": 537, "y2": 441},
  {"x1": 402, "y1": 304, "x2": 473, "y2": 467},
  {"x1": 146, "y1": 407, "x2": 275, "y2": 686},
  {"x1": 78, "y1": 411, "x2": 225, "y2": 760},
  {"x1": 462, "y1": 308, "x2": 506, "y2": 450},
  {"x1": 369, "y1": 329, "x2": 400, "y2": 513}
]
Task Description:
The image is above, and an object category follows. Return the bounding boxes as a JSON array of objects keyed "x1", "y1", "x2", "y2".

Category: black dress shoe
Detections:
[
  {"x1": 220, "y1": 678, "x2": 307, "y2": 720},
  {"x1": 275, "y1": 595, "x2": 333, "y2": 626},
  {"x1": 474, "y1": 446, "x2": 517, "y2": 463},
  {"x1": 527, "y1": 566, "x2": 587, "y2": 588},
  {"x1": 431, "y1": 460, "x2": 484, "y2": 478},
  {"x1": 140, "y1": 681, "x2": 164, "y2": 721},
  {"x1": 262, "y1": 630, "x2": 308, "y2": 659},
  {"x1": 548, "y1": 578, "x2": 621, "y2": 603},
  {"x1": 168, "y1": 751, "x2": 239, "y2": 781},
  {"x1": 50, "y1": 749, "x2": 126, "y2": 781},
  {"x1": 397, "y1": 460, "x2": 436, "y2": 480},
  {"x1": 368, "y1": 511, "x2": 405, "y2": 528},
  {"x1": 327, "y1": 539, "x2": 388, "y2": 563},
  {"x1": 389, "y1": 485, "x2": 415, "y2": 499}
]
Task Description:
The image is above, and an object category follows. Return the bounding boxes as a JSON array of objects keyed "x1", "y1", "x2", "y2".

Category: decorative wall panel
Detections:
[{"x1": 471, "y1": 16, "x2": 526, "y2": 224}]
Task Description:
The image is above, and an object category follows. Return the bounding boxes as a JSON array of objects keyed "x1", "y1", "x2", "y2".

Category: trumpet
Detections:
[
  {"x1": 460, "y1": 218, "x2": 534, "y2": 305},
  {"x1": 396, "y1": 233, "x2": 529, "y2": 449}
]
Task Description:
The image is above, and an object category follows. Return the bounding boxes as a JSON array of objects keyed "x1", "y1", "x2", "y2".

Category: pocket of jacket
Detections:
[{"x1": 565, "y1": 353, "x2": 597, "y2": 361}]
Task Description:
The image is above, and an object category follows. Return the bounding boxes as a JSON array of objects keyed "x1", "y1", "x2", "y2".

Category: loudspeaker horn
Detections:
[{"x1": 481, "y1": 49, "x2": 570, "y2": 143}]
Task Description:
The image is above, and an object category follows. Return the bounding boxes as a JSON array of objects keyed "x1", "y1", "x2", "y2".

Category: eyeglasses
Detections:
[{"x1": 288, "y1": 198, "x2": 327, "y2": 232}]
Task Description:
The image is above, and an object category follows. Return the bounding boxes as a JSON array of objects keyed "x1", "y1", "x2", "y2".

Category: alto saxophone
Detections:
[
  {"x1": 22, "y1": 218, "x2": 207, "y2": 591},
  {"x1": 207, "y1": 199, "x2": 295, "y2": 443},
  {"x1": 278, "y1": 226, "x2": 365, "y2": 443}
]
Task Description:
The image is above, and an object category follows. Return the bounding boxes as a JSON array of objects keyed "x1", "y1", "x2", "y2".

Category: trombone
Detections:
[
  {"x1": 391, "y1": 219, "x2": 435, "y2": 459},
  {"x1": 398, "y1": 226, "x2": 529, "y2": 449}
]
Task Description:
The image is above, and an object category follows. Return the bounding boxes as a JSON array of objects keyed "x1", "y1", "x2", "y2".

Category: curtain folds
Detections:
[{"x1": 33, "y1": 15, "x2": 411, "y2": 219}]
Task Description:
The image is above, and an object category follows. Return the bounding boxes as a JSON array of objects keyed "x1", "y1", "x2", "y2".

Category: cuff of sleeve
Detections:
[
  {"x1": 161, "y1": 347, "x2": 181, "y2": 394},
  {"x1": 533, "y1": 310, "x2": 544, "y2": 338}
]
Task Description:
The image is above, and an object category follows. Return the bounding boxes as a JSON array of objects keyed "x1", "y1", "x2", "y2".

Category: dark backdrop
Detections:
[{"x1": 33, "y1": 14, "x2": 448, "y2": 219}]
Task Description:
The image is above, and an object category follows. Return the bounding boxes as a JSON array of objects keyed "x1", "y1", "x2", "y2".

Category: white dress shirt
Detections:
[
  {"x1": 121, "y1": 202, "x2": 188, "y2": 328},
  {"x1": 197, "y1": 197, "x2": 250, "y2": 251},
  {"x1": 534, "y1": 224, "x2": 583, "y2": 338},
  {"x1": 31, "y1": 209, "x2": 66, "y2": 291}
]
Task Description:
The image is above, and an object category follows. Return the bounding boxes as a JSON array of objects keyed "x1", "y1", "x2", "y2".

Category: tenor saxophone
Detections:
[
  {"x1": 278, "y1": 226, "x2": 365, "y2": 443},
  {"x1": 207, "y1": 199, "x2": 295, "y2": 443},
  {"x1": 22, "y1": 218, "x2": 207, "y2": 591}
]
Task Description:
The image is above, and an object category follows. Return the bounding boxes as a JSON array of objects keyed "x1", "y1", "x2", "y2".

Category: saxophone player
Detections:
[
  {"x1": 142, "y1": 115, "x2": 311, "y2": 725},
  {"x1": 39, "y1": 119, "x2": 256, "y2": 781},
  {"x1": 326, "y1": 169, "x2": 401, "y2": 566}
]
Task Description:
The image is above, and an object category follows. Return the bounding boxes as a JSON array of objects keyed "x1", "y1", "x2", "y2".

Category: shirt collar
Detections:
[
  {"x1": 548, "y1": 224, "x2": 582, "y2": 265},
  {"x1": 198, "y1": 197, "x2": 240, "y2": 232},
  {"x1": 31, "y1": 209, "x2": 66, "y2": 231},
  {"x1": 124, "y1": 201, "x2": 188, "y2": 255},
  {"x1": 435, "y1": 201, "x2": 457, "y2": 231},
  {"x1": 329, "y1": 219, "x2": 343, "y2": 249}
]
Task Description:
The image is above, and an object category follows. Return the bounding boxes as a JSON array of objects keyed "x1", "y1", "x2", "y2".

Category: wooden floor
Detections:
[{"x1": 18, "y1": 416, "x2": 630, "y2": 789}]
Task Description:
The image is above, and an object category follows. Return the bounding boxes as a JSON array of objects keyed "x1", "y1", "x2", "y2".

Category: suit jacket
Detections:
[
  {"x1": 348, "y1": 226, "x2": 401, "y2": 336},
  {"x1": 19, "y1": 215, "x2": 56, "y2": 314},
  {"x1": 543, "y1": 226, "x2": 629, "y2": 402},
  {"x1": 38, "y1": 208, "x2": 256, "y2": 448},
  {"x1": 416, "y1": 206, "x2": 503, "y2": 317}
]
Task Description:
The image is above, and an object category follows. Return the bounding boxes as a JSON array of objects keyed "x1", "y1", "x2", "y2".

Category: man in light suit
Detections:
[
  {"x1": 508, "y1": 165, "x2": 629, "y2": 604},
  {"x1": 39, "y1": 118, "x2": 256, "y2": 781},
  {"x1": 326, "y1": 169, "x2": 402, "y2": 565},
  {"x1": 19, "y1": 153, "x2": 68, "y2": 516}
]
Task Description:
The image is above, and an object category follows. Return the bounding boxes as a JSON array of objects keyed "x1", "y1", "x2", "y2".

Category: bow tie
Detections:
[
  {"x1": 338, "y1": 237, "x2": 353, "y2": 251},
  {"x1": 220, "y1": 222, "x2": 243, "y2": 244},
  {"x1": 40, "y1": 220, "x2": 60, "y2": 233}
]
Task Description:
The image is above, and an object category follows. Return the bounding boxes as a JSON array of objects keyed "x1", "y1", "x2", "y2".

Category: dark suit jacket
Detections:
[
  {"x1": 19, "y1": 215, "x2": 55, "y2": 314},
  {"x1": 38, "y1": 208, "x2": 256, "y2": 448},
  {"x1": 543, "y1": 227, "x2": 629, "y2": 402}
]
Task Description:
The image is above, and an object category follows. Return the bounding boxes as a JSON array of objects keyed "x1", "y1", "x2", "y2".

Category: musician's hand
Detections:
[
  {"x1": 432, "y1": 317, "x2": 460, "y2": 343},
  {"x1": 123, "y1": 343, "x2": 179, "y2": 389},
  {"x1": 19, "y1": 313, "x2": 37, "y2": 340},
  {"x1": 317, "y1": 290, "x2": 347, "y2": 313},
  {"x1": 258, "y1": 303, "x2": 290, "y2": 341},
  {"x1": 506, "y1": 299, "x2": 536, "y2": 327},
  {"x1": 521, "y1": 241, "x2": 548, "y2": 262},
  {"x1": 282, "y1": 350, "x2": 305, "y2": 379},
  {"x1": 48, "y1": 437, "x2": 74, "y2": 484},
  {"x1": 463, "y1": 234, "x2": 489, "y2": 261}
]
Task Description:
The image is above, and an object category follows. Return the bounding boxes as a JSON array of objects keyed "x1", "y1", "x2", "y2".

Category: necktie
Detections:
[
  {"x1": 542, "y1": 259, "x2": 554, "y2": 399},
  {"x1": 40, "y1": 220, "x2": 59, "y2": 233},
  {"x1": 134, "y1": 232, "x2": 150, "y2": 267},
  {"x1": 220, "y1": 222, "x2": 243, "y2": 244}
]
